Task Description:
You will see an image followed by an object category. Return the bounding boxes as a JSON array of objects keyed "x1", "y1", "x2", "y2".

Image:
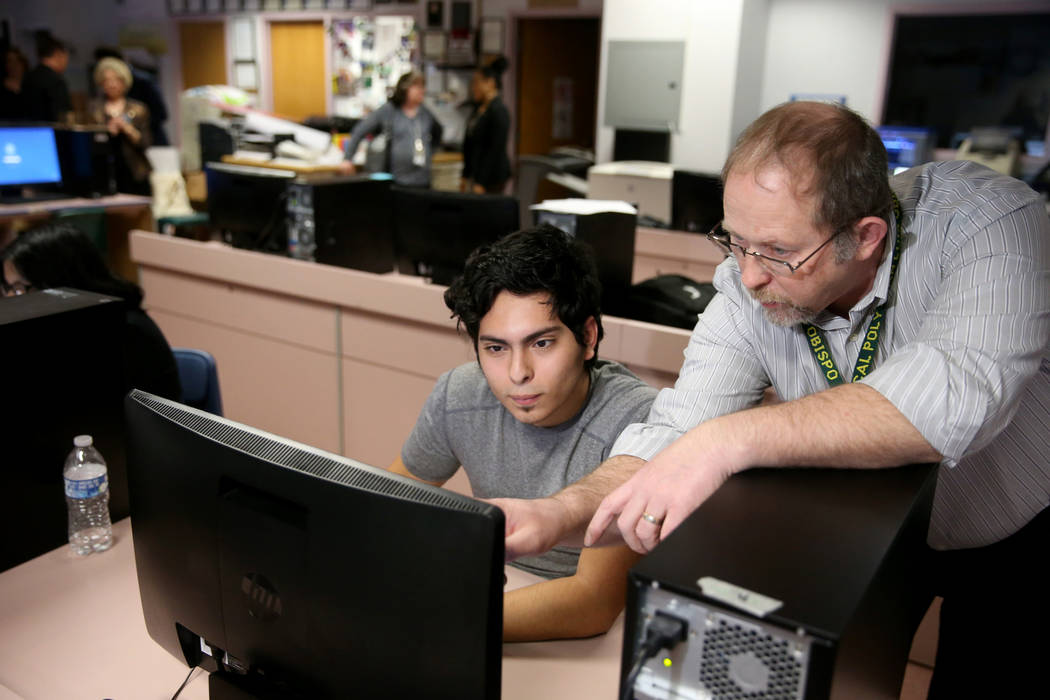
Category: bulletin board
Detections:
[{"x1": 331, "y1": 15, "x2": 418, "y2": 118}]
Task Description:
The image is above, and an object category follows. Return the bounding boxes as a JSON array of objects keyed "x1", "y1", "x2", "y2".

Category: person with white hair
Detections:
[{"x1": 87, "y1": 56, "x2": 152, "y2": 195}]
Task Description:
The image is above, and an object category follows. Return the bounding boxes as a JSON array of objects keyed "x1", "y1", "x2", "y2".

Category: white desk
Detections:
[{"x1": 0, "y1": 518, "x2": 623, "y2": 700}]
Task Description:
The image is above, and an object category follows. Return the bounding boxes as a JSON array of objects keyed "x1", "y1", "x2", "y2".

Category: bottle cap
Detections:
[{"x1": 73, "y1": 435, "x2": 93, "y2": 447}]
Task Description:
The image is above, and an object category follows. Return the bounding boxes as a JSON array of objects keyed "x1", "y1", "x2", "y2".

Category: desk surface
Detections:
[
  {"x1": 0, "y1": 518, "x2": 623, "y2": 700},
  {"x1": 0, "y1": 193, "x2": 152, "y2": 218}
]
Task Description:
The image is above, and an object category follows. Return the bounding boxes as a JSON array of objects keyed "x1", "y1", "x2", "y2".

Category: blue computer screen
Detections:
[
  {"x1": 876, "y1": 126, "x2": 935, "y2": 175},
  {"x1": 0, "y1": 127, "x2": 62, "y2": 187}
]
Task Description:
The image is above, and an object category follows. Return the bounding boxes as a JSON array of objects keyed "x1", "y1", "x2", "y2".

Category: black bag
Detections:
[{"x1": 625, "y1": 274, "x2": 717, "y2": 329}]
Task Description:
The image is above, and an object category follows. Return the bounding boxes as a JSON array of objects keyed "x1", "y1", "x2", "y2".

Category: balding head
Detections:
[{"x1": 723, "y1": 102, "x2": 893, "y2": 244}]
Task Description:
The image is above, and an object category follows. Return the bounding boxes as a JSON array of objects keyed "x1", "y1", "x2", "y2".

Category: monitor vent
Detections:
[
  {"x1": 699, "y1": 616, "x2": 805, "y2": 699},
  {"x1": 131, "y1": 391, "x2": 484, "y2": 514}
]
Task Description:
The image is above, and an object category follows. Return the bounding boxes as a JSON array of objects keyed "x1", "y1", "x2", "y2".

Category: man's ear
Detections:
[
  {"x1": 852, "y1": 215, "x2": 889, "y2": 262},
  {"x1": 582, "y1": 316, "x2": 598, "y2": 361}
]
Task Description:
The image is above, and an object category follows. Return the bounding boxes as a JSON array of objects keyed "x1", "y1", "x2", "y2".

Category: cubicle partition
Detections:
[{"x1": 129, "y1": 232, "x2": 692, "y2": 474}]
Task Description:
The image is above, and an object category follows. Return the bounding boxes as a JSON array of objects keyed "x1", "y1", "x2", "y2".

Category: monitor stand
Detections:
[{"x1": 0, "y1": 185, "x2": 70, "y2": 205}]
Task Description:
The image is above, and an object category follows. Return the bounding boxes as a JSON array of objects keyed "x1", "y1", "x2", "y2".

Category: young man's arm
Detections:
[
  {"x1": 503, "y1": 543, "x2": 640, "y2": 642},
  {"x1": 394, "y1": 455, "x2": 636, "y2": 641}
]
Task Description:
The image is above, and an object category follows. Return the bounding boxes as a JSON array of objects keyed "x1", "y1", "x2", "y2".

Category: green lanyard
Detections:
[{"x1": 803, "y1": 194, "x2": 904, "y2": 386}]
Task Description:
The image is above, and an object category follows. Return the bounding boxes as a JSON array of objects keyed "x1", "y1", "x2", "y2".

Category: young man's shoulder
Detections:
[
  {"x1": 582, "y1": 360, "x2": 658, "y2": 425},
  {"x1": 437, "y1": 361, "x2": 502, "y2": 412}
]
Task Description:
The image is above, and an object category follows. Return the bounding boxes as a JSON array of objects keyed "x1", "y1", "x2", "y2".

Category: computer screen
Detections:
[
  {"x1": 205, "y1": 162, "x2": 294, "y2": 254},
  {"x1": 0, "y1": 126, "x2": 62, "y2": 187},
  {"x1": 392, "y1": 186, "x2": 519, "y2": 285},
  {"x1": 671, "y1": 170, "x2": 723, "y2": 234},
  {"x1": 876, "y1": 126, "x2": 936, "y2": 175},
  {"x1": 125, "y1": 390, "x2": 504, "y2": 699}
]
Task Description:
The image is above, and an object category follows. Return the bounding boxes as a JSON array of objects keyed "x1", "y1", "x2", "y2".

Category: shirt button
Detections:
[{"x1": 848, "y1": 333, "x2": 857, "y2": 342}]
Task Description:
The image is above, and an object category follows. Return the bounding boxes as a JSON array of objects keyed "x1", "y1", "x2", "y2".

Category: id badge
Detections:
[{"x1": 413, "y1": 138, "x2": 426, "y2": 167}]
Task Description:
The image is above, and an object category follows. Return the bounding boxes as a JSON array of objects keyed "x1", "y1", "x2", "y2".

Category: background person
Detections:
[
  {"x1": 390, "y1": 224, "x2": 657, "y2": 641},
  {"x1": 1, "y1": 223, "x2": 181, "y2": 402},
  {"x1": 21, "y1": 31, "x2": 72, "y2": 123},
  {"x1": 492, "y1": 102, "x2": 1050, "y2": 697},
  {"x1": 339, "y1": 71, "x2": 443, "y2": 188},
  {"x1": 86, "y1": 57, "x2": 152, "y2": 196},
  {"x1": 0, "y1": 46, "x2": 29, "y2": 120},
  {"x1": 461, "y1": 55, "x2": 511, "y2": 194},
  {"x1": 92, "y1": 47, "x2": 170, "y2": 146}
]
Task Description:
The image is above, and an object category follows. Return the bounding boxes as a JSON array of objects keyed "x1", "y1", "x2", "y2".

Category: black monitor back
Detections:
[
  {"x1": 205, "y1": 162, "x2": 294, "y2": 254},
  {"x1": 125, "y1": 391, "x2": 504, "y2": 699},
  {"x1": 1, "y1": 288, "x2": 128, "y2": 571},
  {"x1": 671, "y1": 170, "x2": 723, "y2": 234},
  {"x1": 392, "y1": 186, "x2": 519, "y2": 285},
  {"x1": 53, "y1": 126, "x2": 117, "y2": 198}
]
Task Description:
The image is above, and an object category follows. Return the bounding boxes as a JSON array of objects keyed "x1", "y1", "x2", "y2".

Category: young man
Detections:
[
  {"x1": 496, "y1": 102, "x2": 1050, "y2": 696},
  {"x1": 389, "y1": 224, "x2": 657, "y2": 642}
]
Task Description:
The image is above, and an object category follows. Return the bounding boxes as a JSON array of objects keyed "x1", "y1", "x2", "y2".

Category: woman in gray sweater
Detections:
[{"x1": 340, "y1": 71, "x2": 443, "y2": 187}]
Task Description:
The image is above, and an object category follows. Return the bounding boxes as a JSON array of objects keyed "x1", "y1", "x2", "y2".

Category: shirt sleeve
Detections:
[
  {"x1": 473, "y1": 103, "x2": 510, "y2": 186},
  {"x1": 861, "y1": 194, "x2": 1050, "y2": 463},
  {"x1": 401, "y1": 371, "x2": 462, "y2": 482},
  {"x1": 611, "y1": 265, "x2": 771, "y2": 460},
  {"x1": 344, "y1": 104, "x2": 388, "y2": 161}
]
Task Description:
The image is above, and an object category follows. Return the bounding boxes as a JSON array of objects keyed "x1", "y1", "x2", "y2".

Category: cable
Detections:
[
  {"x1": 621, "y1": 611, "x2": 689, "y2": 700},
  {"x1": 170, "y1": 666, "x2": 200, "y2": 700}
]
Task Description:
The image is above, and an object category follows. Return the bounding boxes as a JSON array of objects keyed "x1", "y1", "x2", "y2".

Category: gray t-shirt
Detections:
[{"x1": 402, "y1": 359, "x2": 658, "y2": 578}]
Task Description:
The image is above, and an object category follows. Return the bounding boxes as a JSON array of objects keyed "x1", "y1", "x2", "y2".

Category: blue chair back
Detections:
[{"x1": 172, "y1": 347, "x2": 223, "y2": 416}]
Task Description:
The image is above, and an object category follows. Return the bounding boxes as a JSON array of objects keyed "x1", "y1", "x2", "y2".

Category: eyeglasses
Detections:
[{"x1": 705, "y1": 222, "x2": 843, "y2": 276}]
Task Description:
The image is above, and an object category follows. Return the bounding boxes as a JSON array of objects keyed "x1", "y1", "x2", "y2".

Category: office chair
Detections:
[
  {"x1": 55, "y1": 207, "x2": 108, "y2": 254},
  {"x1": 172, "y1": 347, "x2": 223, "y2": 416}
]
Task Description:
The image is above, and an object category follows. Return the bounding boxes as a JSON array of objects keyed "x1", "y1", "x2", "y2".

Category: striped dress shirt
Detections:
[{"x1": 611, "y1": 161, "x2": 1050, "y2": 550}]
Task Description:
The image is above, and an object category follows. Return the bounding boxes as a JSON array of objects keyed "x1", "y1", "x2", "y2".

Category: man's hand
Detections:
[
  {"x1": 585, "y1": 429, "x2": 737, "y2": 553},
  {"x1": 338, "y1": 161, "x2": 357, "y2": 175},
  {"x1": 488, "y1": 497, "x2": 574, "y2": 561}
]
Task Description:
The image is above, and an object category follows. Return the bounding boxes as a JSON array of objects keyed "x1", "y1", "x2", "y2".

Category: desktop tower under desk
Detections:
[{"x1": 622, "y1": 463, "x2": 936, "y2": 700}]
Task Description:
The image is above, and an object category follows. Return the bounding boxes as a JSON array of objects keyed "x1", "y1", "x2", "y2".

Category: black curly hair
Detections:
[
  {"x1": 1, "y1": 223, "x2": 143, "y2": 305},
  {"x1": 443, "y1": 223, "x2": 604, "y2": 369}
]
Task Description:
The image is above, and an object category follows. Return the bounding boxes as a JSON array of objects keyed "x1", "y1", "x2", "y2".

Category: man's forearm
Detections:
[
  {"x1": 722, "y1": 382, "x2": 942, "y2": 471},
  {"x1": 550, "y1": 454, "x2": 646, "y2": 546}
]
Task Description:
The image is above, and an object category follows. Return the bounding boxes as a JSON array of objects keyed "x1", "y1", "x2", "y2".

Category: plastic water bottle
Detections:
[{"x1": 64, "y1": 435, "x2": 113, "y2": 555}]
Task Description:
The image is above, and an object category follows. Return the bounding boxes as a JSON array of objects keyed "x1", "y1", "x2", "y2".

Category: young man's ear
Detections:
[{"x1": 583, "y1": 316, "x2": 598, "y2": 361}]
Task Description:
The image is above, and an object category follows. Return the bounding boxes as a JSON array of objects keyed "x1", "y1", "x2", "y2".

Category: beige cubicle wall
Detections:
[{"x1": 130, "y1": 232, "x2": 692, "y2": 472}]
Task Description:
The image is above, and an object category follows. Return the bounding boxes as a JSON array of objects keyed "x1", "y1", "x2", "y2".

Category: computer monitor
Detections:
[
  {"x1": 391, "y1": 186, "x2": 519, "y2": 285},
  {"x1": 205, "y1": 162, "x2": 295, "y2": 254},
  {"x1": 876, "y1": 126, "x2": 936, "y2": 175},
  {"x1": 125, "y1": 390, "x2": 504, "y2": 699},
  {"x1": 0, "y1": 125, "x2": 63, "y2": 193},
  {"x1": 671, "y1": 170, "x2": 723, "y2": 234}
]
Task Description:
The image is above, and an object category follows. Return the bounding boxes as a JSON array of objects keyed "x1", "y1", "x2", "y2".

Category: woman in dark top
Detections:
[
  {"x1": 1, "y1": 223, "x2": 181, "y2": 401},
  {"x1": 461, "y1": 56, "x2": 511, "y2": 194}
]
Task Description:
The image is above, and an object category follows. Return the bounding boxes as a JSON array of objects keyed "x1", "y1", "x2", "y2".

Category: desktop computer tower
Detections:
[
  {"x1": 286, "y1": 175, "x2": 395, "y2": 273},
  {"x1": 1, "y1": 288, "x2": 128, "y2": 571},
  {"x1": 53, "y1": 126, "x2": 117, "y2": 198},
  {"x1": 621, "y1": 464, "x2": 936, "y2": 700},
  {"x1": 532, "y1": 205, "x2": 636, "y2": 318}
]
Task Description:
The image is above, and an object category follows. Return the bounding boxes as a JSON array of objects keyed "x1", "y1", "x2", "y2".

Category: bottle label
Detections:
[{"x1": 65, "y1": 475, "x2": 108, "y2": 499}]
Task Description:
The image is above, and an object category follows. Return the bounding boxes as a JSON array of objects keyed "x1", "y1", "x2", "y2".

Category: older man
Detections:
[{"x1": 494, "y1": 101, "x2": 1050, "y2": 697}]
